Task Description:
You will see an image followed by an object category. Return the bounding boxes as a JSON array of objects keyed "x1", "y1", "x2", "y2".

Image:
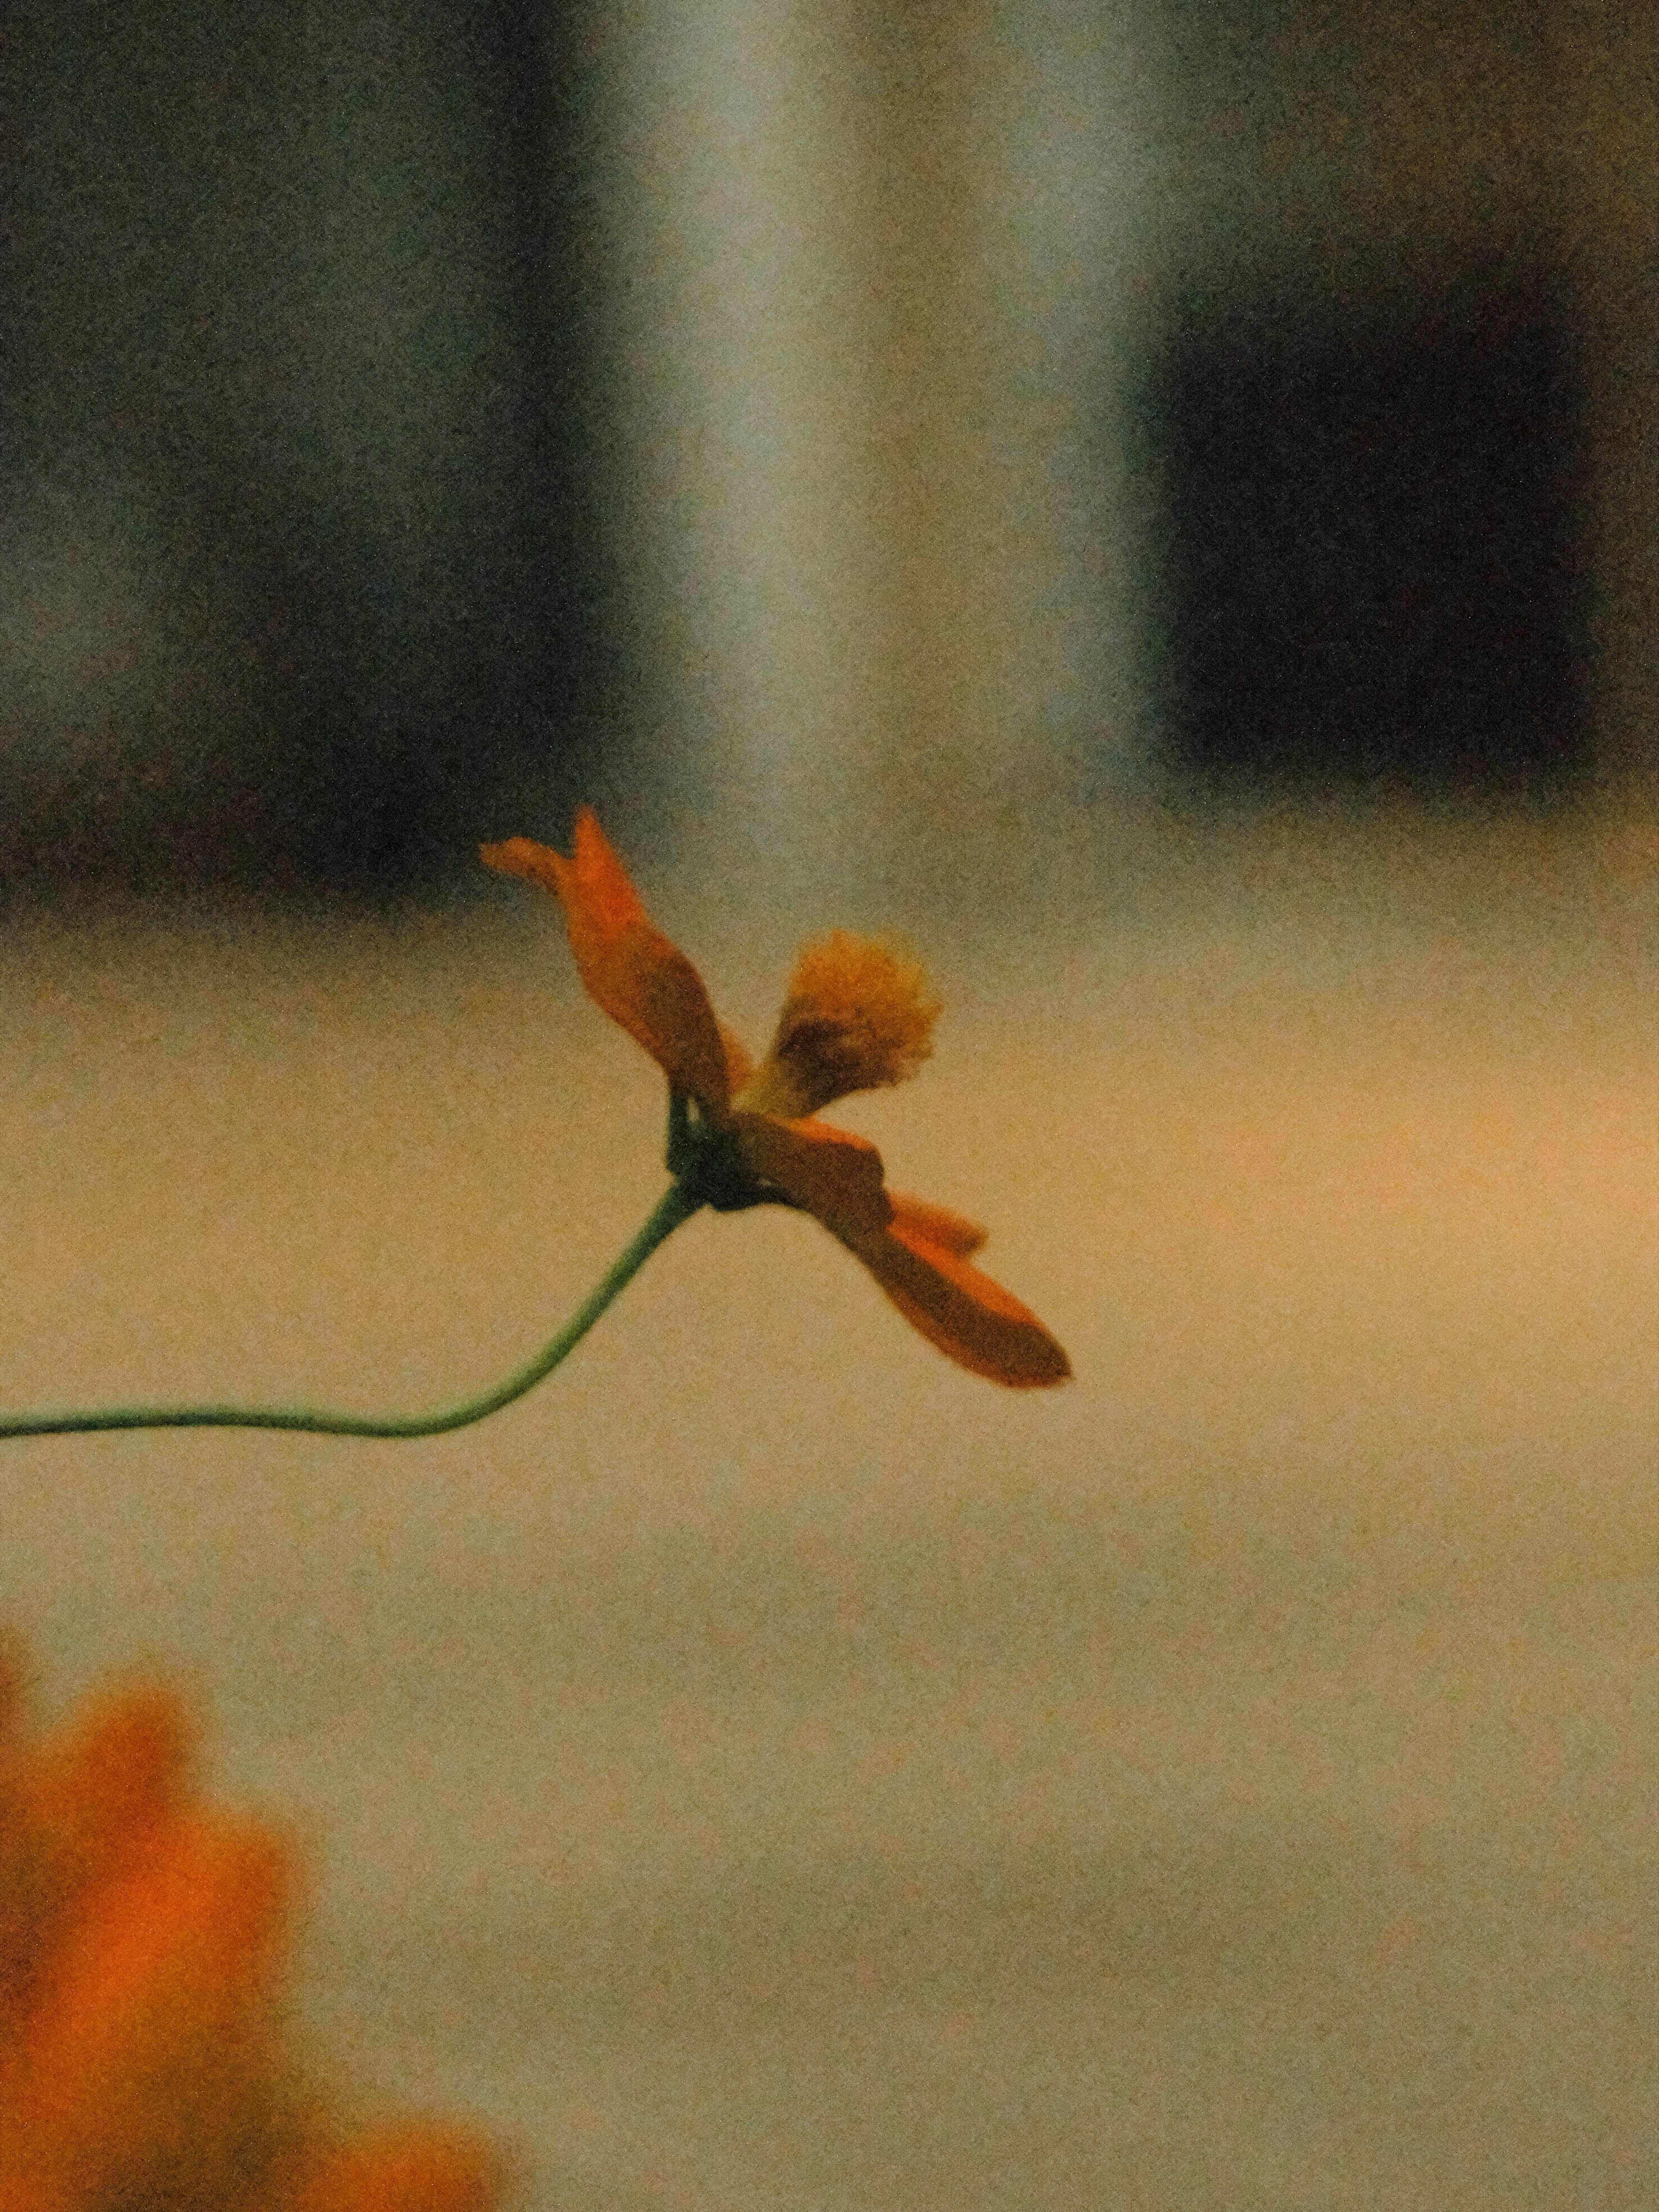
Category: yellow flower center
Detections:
[{"x1": 737, "y1": 931, "x2": 941, "y2": 1120}]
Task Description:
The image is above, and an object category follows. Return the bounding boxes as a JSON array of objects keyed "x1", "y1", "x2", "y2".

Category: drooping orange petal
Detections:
[
  {"x1": 832, "y1": 1209, "x2": 1071, "y2": 1388},
  {"x1": 730, "y1": 1112, "x2": 893, "y2": 1236},
  {"x1": 886, "y1": 1193, "x2": 988, "y2": 1258},
  {"x1": 481, "y1": 810, "x2": 731, "y2": 1118}
]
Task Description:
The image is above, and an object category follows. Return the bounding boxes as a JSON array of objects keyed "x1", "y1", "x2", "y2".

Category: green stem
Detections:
[{"x1": 0, "y1": 1182, "x2": 703, "y2": 1443}]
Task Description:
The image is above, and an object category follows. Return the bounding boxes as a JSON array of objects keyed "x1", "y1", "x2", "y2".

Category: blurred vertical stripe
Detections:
[{"x1": 599, "y1": 1, "x2": 1150, "y2": 900}]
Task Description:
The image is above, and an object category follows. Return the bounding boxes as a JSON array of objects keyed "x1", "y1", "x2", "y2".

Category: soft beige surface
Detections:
[{"x1": 3, "y1": 812, "x2": 1654, "y2": 2210}]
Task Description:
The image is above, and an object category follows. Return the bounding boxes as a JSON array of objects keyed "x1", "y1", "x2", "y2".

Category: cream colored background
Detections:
[{"x1": 3, "y1": 804, "x2": 1653, "y2": 2209}]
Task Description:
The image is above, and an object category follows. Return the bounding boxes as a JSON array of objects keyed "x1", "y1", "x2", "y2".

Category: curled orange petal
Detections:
[
  {"x1": 731, "y1": 1113, "x2": 893, "y2": 1237},
  {"x1": 833, "y1": 1211, "x2": 1071, "y2": 1388},
  {"x1": 481, "y1": 810, "x2": 732, "y2": 1117}
]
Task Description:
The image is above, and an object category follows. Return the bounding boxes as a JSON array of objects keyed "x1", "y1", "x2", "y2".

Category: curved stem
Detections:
[{"x1": 0, "y1": 1182, "x2": 703, "y2": 1443}]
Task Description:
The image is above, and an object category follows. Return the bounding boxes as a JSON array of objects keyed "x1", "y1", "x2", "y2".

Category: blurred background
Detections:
[
  {"x1": 5, "y1": 0, "x2": 1653, "y2": 894},
  {"x1": 3, "y1": 3, "x2": 1656, "y2": 2207}
]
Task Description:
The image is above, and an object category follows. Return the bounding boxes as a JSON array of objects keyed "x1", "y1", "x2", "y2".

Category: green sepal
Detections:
[{"x1": 665, "y1": 1090, "x2": 783, "y2": 1214}]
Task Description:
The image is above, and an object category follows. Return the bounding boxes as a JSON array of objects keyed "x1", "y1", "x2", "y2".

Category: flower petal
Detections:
[
  {"x1": 730, "y1": 1112, "x2": 893, "y2": 1237},
  {"x1": 481, "y1": 811, "x2": 732, "y2": 1118},
  {"x1": 296, "y1": 2124, "x2": 508, "y2": 2212},
  {"x1": 2, "y1": 1654, "x2": 509, "y2": 2212},
  {"x1": 886, "y1": 1192, "x2": 988, "y2": 1258},
  {"x1": 834, "y1": 1210, "x2": 1071, "y2": 1388},
  {"x1": 13, "y1": 1816, "x2": 290, "y2": 2206},
  {"x1": 718, "y1": 1022, "x2": 756, "y2": 1100}
]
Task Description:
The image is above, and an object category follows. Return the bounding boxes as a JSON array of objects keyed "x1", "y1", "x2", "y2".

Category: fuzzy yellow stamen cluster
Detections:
[{"x1": 738, "y1": 931, "x2": 941, "y2": 1120}]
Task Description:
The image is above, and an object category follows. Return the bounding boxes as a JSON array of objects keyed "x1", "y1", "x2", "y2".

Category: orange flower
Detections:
[
  {"x1": 481, "y1": 809, "x2": 1070, "y2": 1387},
  {"x1": 0, "y1": 1643, "x2": 505, "y2": 2212}
]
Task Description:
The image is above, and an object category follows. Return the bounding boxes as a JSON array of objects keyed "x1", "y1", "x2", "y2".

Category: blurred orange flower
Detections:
[
  {"x1": 0, "y1": 1644, "x2": 505, "y2": 2212},
  {"x1": 481, "y1": 808, "x2": 1070, "y2": 1388}
]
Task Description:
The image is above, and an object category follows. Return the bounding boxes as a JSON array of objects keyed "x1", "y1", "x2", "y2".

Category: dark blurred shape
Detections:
[
  {"x1": 2, "y1": 1, "x2": 609, "y2": 903},
  {"x1": 1147, "y1": 278, "x2": 1589, "y2": 801}
]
